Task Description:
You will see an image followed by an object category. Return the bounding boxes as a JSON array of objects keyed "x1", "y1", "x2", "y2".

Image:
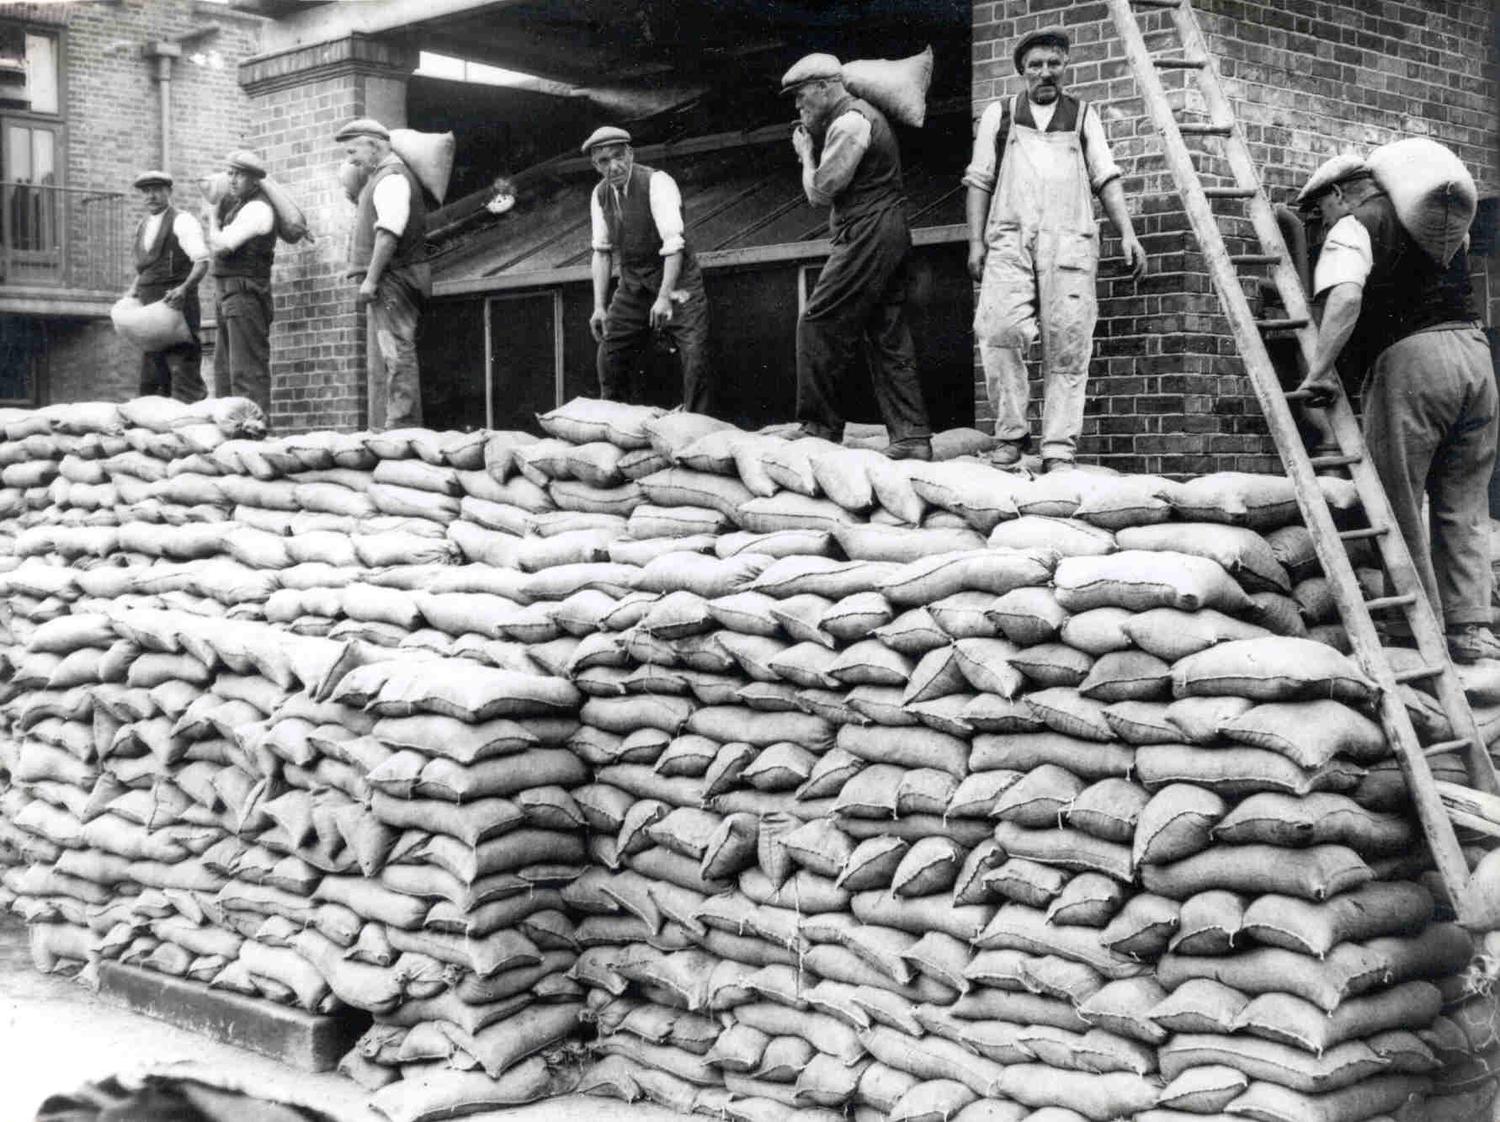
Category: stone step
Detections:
[{"x1": 97, "y1": 962, "x2": 369, "y2": 1073}]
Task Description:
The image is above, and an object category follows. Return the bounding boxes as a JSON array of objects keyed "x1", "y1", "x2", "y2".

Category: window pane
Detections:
[
  {"x1": 30, "y1": 126, "x2": 52, "y2": 182},
  {"x1": 7, "y1": 124, "x2": 30, "y2": 180},
  {"x1": 25, "y1": 33, "x2": 56, "y2": 115}
]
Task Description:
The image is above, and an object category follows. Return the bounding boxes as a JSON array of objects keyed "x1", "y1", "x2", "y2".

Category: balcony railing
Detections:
[{"x1": 0, "y1": 181, "x2": 129, "y2": 293}]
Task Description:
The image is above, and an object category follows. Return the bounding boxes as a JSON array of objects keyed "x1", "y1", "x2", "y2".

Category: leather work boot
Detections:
[
  {"x1": 885, "y1": 438, "x2": 933, "y2": 462},
  {"x1": 794, "y1": 423, "x2": 842, "y2": 443},
  {"x1": 989, "y1": 441, "x2": 1023, "y2": 467},
  {"x1": 1447, "y1": 625, "x2": 1500, "y2": 664},
  {"x1": 1042, "y1": 457, "x2": 1076, "y2": 474}
]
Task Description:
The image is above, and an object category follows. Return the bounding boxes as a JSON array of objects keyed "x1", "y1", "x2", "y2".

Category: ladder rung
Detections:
[
  {"x1": 1309, "y1": 452, "x2": 1362, "y2": 469},
  {"x1": 1203, "y1": 187, "x2": 1257, "y2": 199},
  {"x1": 1255, "y1": 317, "x2": 1310, "y2": 331},
  {"x1": 1178, "y1": 122, "x2": 1232, "y2": 136},
  {"x1": 1425, "y1": 738, "x2": 1474, "y2": 758},
  {"x1": 1230, "y1": 254, "x2": 1283, "y2": 266},
  {"x1": 1365, "y1": 593, "x2": 1418, "y2": 612},
  {"x1": 1393, "y1": 665, "x2": 1443, "y2": 685},
  {"x1": 1155, "y1": 56, "x2": 1207, "y2": 68},
  {"x1": 1339, "y1": 526, "x2": 1389, "y2": 542}
]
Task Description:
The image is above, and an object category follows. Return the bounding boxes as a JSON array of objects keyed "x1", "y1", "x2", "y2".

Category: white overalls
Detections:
[{"x1": 974, "y1": 95, "x2": 1100, "y2": 460}]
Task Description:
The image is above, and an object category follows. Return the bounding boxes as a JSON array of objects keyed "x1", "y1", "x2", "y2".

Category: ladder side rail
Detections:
[
  {"x1": 1107, "y1": 0, "x2": 1487, "y2": 924},
  {"x1": 1166, "y1": 1, "x2": 1320, "y2": 370}
]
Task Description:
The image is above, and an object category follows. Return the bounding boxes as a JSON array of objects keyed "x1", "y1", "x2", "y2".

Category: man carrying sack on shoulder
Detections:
[
  {"x1": 337, "y1": 118, "x2": 430, "y2": 430},
  {"x1": 1294, "y1": 153, "x2": 1500, "y2": 663},
  {"x1": 208, "y1": 150, "x2": 276, "y2": 418},
  {"x1": 965, "y1": 27, "x2": 1146, "y2": 473},
  {"x1": 785, "y1": 53, "x2": 933, "y2": 461},
  {"x1": 126, "y1": 170, "x2": 208, "y2": 403}
]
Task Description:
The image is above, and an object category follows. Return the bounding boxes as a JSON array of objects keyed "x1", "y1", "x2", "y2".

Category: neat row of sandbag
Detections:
[{"x1": 0, "y1": 395, "x2": 1495, "y2": 1122}]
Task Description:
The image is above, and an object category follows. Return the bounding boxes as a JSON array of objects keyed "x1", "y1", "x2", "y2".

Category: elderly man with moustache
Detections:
[
  {"x1": 125, "y1": 169, "x2": 208, "y2": 403},
  {"x1": 966, "y1": 27, "x2": 1147, "y2": 472},
  {"x1": 207, "y1": 150, "x2": 277, "y2": 419},
  {"x1": 784, "y1": 53, "x2": 933, "y2": 461},
  {"x1": 337, "y1": 117, "x2": 431, "y2": 430},
  {"x1": 585, "y1": 125, "x2": 713, "y2": 415}
]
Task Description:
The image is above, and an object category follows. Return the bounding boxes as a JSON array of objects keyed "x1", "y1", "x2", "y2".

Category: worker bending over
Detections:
[{"x1": 1295, "y1": 154, "x2": 1500, "y2": 663}]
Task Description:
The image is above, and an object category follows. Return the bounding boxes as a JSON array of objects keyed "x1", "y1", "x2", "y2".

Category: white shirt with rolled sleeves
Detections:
[
  {"x1": 141, "y1": 210, "x2": 209, "y2": 262},
  {"x1": 214, "y1": 198, "x2": 274, "y2": 251},
  {"x1": 590, "y1": 169, "x2": 686, "y2": 256},
  {"x1": 804, "y1": 110, "x2": 873, "y2": 207},
  {"x1": 1312, "y1": 214, "x2": 1374, "y2": 297},
  {"x1": 962, "y1": 97, "x2": 1122, "y2": 196},
  {"x1": 372, "y1": 172, "x2": 411, "y2": 238}
]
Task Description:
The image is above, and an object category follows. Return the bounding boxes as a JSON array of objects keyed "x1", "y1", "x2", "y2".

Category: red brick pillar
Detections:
[{"x1": 239, "y1": 34, "x2": 416, "y2": 434}]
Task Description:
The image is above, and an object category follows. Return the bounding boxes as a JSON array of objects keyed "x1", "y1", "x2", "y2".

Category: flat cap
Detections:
[
  {"x1": 581, "y1": 126, "x2": 632, "y2": 155},
  {"x1": 780, "y1": 53, "x2": 842, "y2": 93},
  {"x1": 334, "y1": 117, "x2": 391, "y2": 143},
  {"x1": 1295, "y1": 152, "x2": 1370, "y2": 209},
  {"x1": 1014, "y1": 27, "x2": 1070, "y2": 72},
  {"x1": 225, "y1": 149, "x2": 267, "y2": 178},
  {"x1": 132, "y1": 169, "x2": 173, "y2": 190}
]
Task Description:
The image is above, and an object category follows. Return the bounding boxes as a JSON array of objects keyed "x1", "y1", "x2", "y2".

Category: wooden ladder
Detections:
[{"x1": 1107, "y1": 0, "x2": 1500, "y2": 928}]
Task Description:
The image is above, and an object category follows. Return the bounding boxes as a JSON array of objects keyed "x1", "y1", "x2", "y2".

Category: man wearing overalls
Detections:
[
  {"x1": 965, "y1": 28, "x2": 1147, "y2": 472},
  {"x1": 585, "y1": 126, "x2": 713, "y2": 416}
]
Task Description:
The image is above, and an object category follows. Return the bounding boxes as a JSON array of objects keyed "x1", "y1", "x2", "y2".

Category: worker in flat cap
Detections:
[
  {"x1": 965, "y1": 26, "x2": 1146, "y2": 473},
  {"x1": 1294, "y1": 152, "x2": 1500, "y2": 662},
  {"x1": 207, "y1": 149, "x2": 276, "y2": 419},
  {"x1": 784, "y1": 52, "x2": 932, "y2": 460},
  {"x1": 125, "y1": 170, "x2": 208, "y2": 403},
  {"x1": 337, "y1": 117, "x2": 431, "y2": 430},
  {"x1": 584, "y1": 125, "x2": 714, "y2": 415}
]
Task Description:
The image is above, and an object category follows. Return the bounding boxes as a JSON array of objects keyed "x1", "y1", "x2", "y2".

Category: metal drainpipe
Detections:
[{"x1": 149, "y1": 43, "x2": 181, "y2": 172}]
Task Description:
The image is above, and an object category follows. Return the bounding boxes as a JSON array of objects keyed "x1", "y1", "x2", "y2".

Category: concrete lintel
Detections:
[
  {"x1": 258, "y1": 0, "x2": 523, "y2": 56},
  {"x1": 240, "y1": 32, "x2": 418, "y2": 96},
  {"x1": 0, "y1": 288, "x2": 116, "y2": 318}
]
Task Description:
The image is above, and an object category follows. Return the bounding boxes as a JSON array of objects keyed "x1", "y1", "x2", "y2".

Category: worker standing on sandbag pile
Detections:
[
  {"x1": 784, "y1": 53, "x2": 933, "y2": 462},
  {"x1": 125, "y1": 170, "x2": 208, "y2": 404},
  {"x1": 584, "y1": 126, "x2": 714, "y2": 416},
  {"x1": 965, "y1": 27, "x2": 1146, "y2": 473},
  {"x1": 208, "y1": 150, "x2": 276, "y2": 420},
  {"x1": 337, "y1": 117, "x2": 431, "y2": 430},
  {"x1": 1294, "y1": 154, "x2": 1500, "y2": 663}
]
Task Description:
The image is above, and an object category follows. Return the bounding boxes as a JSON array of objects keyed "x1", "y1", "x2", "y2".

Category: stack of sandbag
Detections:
[
  {"x1": 1, "y1": 393, "x2": 1496, "y2": 1122},
  {"x1": 0, "y1": 400, "x2": 600, "y2": 1119}
]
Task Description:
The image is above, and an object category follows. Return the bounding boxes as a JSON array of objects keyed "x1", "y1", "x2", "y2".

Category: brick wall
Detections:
[
  {"x1": 0, "y1": 0, "x2": 262, "y2": 404},
  {"x1": 972, "y1": 0, "x2": 1500, "y2": 475},
  {"x1": 240, "y1": 35, "x2": 414, "y2": 434}
]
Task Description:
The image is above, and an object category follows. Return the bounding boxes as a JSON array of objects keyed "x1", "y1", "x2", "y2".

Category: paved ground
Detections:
[{"x1": 0, "y1": 915, "x2": 673, "y2": 1122}]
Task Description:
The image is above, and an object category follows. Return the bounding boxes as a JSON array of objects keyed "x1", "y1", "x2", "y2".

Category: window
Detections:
[{"x1": 0, "y1": 27, "x2": 59, "y2": 116}]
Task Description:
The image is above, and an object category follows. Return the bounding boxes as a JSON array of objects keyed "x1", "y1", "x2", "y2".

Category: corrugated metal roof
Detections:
[{"x1": 429, "y1": 118, "x2": 968, "y2": 292}]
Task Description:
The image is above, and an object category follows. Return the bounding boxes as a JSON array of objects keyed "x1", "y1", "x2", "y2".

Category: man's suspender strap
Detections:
[{"x1": 993, "y1": 94, "x2": 1091, "y2": 168}]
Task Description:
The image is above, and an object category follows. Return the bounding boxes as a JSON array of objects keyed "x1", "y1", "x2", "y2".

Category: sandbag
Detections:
[{"x1": 1367, "y1": 136, "x2": 1477, "y2": 265}]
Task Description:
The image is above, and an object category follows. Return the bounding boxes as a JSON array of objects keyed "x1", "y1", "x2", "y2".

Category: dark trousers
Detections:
[
  {"x1": 213, "y1": 276, "x2": 273, "y2": 421},
  {"x1": 1363, "y1": 324, "x2": 1497, "y2": 627},
  {"x1": 136, "y1": 282, "x2": 205, "y2": 403},
  {"x1": 369, "y1": 266, "x2": 425, "y2": 430},
  {"x1": 598, "y1": 274, "x2": 712, "y2": 415},
  {"x1": 796, "y1": 208, "x2": 931, "y2": 444}
]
